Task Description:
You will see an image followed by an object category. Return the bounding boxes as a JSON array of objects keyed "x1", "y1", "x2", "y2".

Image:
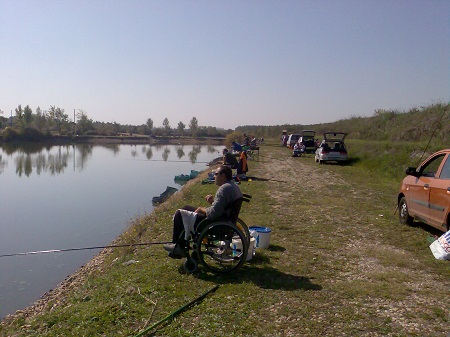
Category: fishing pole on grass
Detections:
[
  {"x1": 133, "y1": 285, "x2": 220, "y2": 337},
  {"x1": 0, "y1": 241, "x2": 171, "y2": 258}
]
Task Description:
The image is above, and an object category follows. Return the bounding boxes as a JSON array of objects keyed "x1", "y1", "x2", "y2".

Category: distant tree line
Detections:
[
  {"x1": 0, "y1": 106, "x2": 232, "y2": 142},
  {"x1": 1, "y1": 103, "x2": 448, "y2": 146}
]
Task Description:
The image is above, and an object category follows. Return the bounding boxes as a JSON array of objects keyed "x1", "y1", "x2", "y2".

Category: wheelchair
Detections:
[{"x1": 181, "y1": 194, "x2": 252, "y2": 274}]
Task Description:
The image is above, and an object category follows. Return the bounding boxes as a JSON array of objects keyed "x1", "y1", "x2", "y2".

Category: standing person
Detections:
[
  {"x1": 243, "y1": 133, "x2": 250, "y2": 146},
  {"x1": 222, "y1": 148, "x2": 238, "y2": 168},
  {"x1": 237, "y1": 151, "x2": 248, "y2": 175},
  {"x1": 163, "y1": 165, "x2": 242, "y2": 259}
]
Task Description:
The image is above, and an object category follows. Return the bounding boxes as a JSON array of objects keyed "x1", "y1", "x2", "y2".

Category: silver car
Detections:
[{"x1": 315, "y1": 132, "x2": 348, "y2": 164}]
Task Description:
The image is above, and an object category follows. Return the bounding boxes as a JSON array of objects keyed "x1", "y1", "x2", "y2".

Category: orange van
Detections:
[{"x1": 398, "y1": 149, "x2": 450, "y2": 232}]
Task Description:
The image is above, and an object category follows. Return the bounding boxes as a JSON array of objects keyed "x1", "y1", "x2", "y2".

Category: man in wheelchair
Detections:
[{"x1": 163, "y1": 165, "x2": 243, "y2": 259}]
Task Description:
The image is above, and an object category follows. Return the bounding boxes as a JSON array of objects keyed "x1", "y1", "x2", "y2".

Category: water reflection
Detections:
[
  {"x1": 188, "y1": 145, "x2": 202, "y2": 163},
  {"x1": 176, "y1": 146, "x2": 185, "y2": 159},
  {"x1": 0, "y1": 143, "x2": 220, "y2": 318},
  {"x1": 161, "y1": 147, "x2": 170, "y2": 161},
  {"x1": 0, "y1": 143, "x2": 218, "y2": 177},
  {"x1": 0, "y1": 154, "x2": 7, "y2": 174}
]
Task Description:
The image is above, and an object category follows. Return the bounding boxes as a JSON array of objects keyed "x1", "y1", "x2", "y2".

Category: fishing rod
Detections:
[
  {"x1": 416, "y1": 108, "x2": 447, "y2": 166},
  {"x1": 0, "y1": 241, "x2": 171, "y2": 258},
  {"x1": 128, "y1": 159, "x2": 217, "y2": 164}
]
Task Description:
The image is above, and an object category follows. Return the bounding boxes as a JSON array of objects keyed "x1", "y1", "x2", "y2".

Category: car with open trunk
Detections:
[{"x1": 315, "y1": 132, "x2": 348, "y2": 164}]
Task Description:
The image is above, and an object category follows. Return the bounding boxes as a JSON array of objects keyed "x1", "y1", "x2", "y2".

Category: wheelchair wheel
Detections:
[
  {"x1": 196, "y1": 221, "x2": 248, "y2": 274},
  {"x1": 236, "y1": 217, "x2": 251, "y2": 247}
]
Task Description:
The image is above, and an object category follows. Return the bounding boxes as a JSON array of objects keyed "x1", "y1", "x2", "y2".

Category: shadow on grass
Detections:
[
  {"x1": 266, "y1": 244, "x2": 286, "y2": 252},
  {"x1": 317, "y1": 157, "x2": 360, "y2": 166},
  {"x1": 194, "y1": 254, "x2": 322, "y2": 291},
  {"x1": 196, "y1": 265, "x2": 321, "y2": 291},
  {"x1": 246, "y1": 176, "x2": 287, "y2": 183},
  {"x1": 412, "y1": 221, "x2": 446, "y2": 238}
]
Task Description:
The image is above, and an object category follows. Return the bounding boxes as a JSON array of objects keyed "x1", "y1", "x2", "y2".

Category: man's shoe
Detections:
[
  {"x1": 163, "y1": 243, "x2": 176, "y2": 252},
  {"x1": 168, "y1": 245, "x2": 188, "y2": 259}
]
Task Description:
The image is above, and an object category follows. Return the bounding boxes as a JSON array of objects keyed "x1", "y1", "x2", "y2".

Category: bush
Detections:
[
  {"x1": 19, "y1": 127, "x2": 45, "y2": 141},
  {"x1": 2, "y1": 127, "x2": 18, "y2": 141},
  {"x1": 225, "y1": 131, "x2": 244, "y2": 147}
]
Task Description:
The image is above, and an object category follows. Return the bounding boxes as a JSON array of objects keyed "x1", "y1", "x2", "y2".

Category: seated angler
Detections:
[
  {"x1": 222, "y1": 148, "x2": 238, "y2": 169},
  {"x1": 163, "y1": 165, "x2": 243, "y2": 258}
]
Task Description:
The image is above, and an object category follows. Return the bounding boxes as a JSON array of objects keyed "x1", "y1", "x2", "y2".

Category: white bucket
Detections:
[
  {"x1": 249, "y1": 226, "x2": 271, "y2": 249},
  {"x1": 232, "y1": 237, "x2": 256, "y2": 261}
]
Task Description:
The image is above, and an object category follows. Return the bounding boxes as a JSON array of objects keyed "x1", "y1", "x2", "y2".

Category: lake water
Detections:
[{"x1": 0, "y1": 143, "x2": 220, "y2": 319}]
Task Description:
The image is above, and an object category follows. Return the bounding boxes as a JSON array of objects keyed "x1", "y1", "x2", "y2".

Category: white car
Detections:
[
  {"x1": 315, "y1": 132, "x2": 348, "y2": 164},
  {"x1": 286, "y1": 134, "x2": 301, "y2": 149}
]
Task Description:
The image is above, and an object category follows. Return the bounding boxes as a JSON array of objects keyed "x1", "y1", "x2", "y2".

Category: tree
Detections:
[
  {"x1": 162, "y1": 117, "x2": 170, "y2": 135},
  {"x1": 15, "y1": 105, "x2": 24, "y2": 128},
  {"x1": 48, "y1": 106, "x2": 69, "y2": 134},
  {"x1": 34, "y1": 106, "x2": 48, "y2": 132},
  {"x1": 189, "y1": 116, "x2": 198, "y2": 136},
  {"x1": 23, "y1": 105, "x2": 33, "y2": 127},
  {"x1": 177, "y1": 121, "x2": 185, "y2": 135},
  {"x1": 146, "y1": 118, "x2": 153, "y2": 132},
  {"x1": 76, "y1": 109, "x2": 94, "y2": 135}
]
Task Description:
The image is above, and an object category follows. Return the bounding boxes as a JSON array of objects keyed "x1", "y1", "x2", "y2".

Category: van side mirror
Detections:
[{"x1": 405, "y1": 167, "x2": 419, "y2": 177}]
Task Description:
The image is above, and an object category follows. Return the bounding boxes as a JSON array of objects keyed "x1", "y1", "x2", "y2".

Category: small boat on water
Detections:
[
  {"x1": 152, "y1": 186, "x2": 178, "y2": 204},
  {"x1": 189, "y1": 170, "x2": 200, "y2": 178},
  {"x1": 174, "y1": 170, "x2": 200, "y2": 182},
  {"x1": 174, "y1": 174, "x2": 191, "y2": 181}
]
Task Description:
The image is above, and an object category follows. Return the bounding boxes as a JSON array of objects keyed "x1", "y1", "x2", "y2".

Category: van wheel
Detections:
[{"x1": 399, "y1": 197, "x2": 413, "y2": 225}]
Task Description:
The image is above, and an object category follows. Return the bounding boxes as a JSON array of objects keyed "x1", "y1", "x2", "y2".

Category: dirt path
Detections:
[{"x1": 251, "y1": 150, "x2": 449, "y2": 336}]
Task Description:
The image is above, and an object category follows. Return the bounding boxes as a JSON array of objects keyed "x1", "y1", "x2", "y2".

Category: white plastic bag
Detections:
[{"x1": 429, "y1": 230, "x2": 450, "y2": 260}]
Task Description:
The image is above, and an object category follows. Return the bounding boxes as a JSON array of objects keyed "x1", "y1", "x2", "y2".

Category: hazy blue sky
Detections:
[{"x1": 1, "y1": 0, "x2": 448, "y2": 129}]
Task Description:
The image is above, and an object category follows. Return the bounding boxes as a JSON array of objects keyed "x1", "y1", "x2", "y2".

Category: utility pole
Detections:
[{"x1": 73, "y1": 109, "x2": 76, "y2": 136}]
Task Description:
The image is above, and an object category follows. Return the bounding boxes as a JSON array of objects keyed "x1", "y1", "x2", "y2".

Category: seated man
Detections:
[
  {"x1": 163, "y1": 165, "x2": 243, "y2": 258},
  {"x1": 222, "y1": 148, "x2": 238, "y2": 168}
]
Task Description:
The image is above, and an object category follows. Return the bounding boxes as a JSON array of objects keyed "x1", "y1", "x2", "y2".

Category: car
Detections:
[
  {"x1": 299, "y1": 130, "x2": 316, "y2": 153},
  {"x1": 398, "y1": 149, "x2": 450, "y2": 232},
  {"x1": 315, "y1": 132, "x2": 348, "y2": 164},
  {"x1": 286, "y1": 133, "x2": 301, "y2": 149}
]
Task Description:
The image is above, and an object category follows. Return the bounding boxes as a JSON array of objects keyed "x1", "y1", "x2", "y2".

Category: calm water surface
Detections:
[{"x1": 0, "y1": 143, "x2": 219, "y2": 318}]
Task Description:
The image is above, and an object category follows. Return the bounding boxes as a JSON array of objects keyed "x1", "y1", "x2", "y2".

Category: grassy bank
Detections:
[{"x1": 1, "y1": 140, "x2": 449, "y2": 336}]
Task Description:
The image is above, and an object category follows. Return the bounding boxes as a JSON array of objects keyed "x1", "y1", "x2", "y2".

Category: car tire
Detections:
[{"x1": 399, "y1": 197, "x2": 413, "y2": 225}]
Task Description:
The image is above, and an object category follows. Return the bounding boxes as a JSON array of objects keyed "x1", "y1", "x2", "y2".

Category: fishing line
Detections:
[{"x1": 0, "y1": 241, "x2": 171, "y2": 258}]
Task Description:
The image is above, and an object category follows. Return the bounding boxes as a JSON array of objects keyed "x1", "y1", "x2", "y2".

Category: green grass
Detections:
[{"x1": 1, "y1": 140, "x2": 449, "y2": 337}]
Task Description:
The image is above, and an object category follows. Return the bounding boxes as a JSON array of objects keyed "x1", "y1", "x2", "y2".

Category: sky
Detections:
[{"x1": 0, "y1": 0, "x2": 449, "y2": 130}]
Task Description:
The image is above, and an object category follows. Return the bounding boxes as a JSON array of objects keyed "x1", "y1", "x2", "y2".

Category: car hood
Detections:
[{"x1": 323, "y1": 132, "x2": 347, "y2": 141}]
